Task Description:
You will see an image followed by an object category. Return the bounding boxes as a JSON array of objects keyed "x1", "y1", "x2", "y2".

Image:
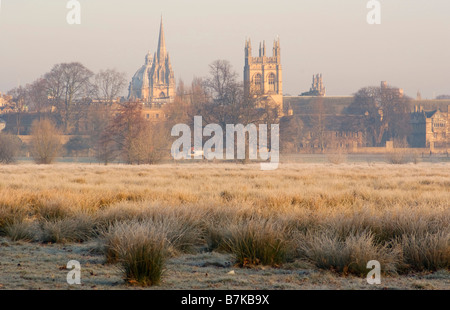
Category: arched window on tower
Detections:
[
  {"x1": 268, "y1": 73, "x2": 276, "y2": 92},
  {"x1": 159, "y1": 91, "x2": 166, "y2": 98},
  {"x1": 254, "y1": 74, "x2": 262, "y2": 93}
]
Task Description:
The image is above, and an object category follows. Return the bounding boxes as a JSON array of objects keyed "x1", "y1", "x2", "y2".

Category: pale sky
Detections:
[{"x1": 0, "y1": 0, "x2": 449, "y2": 99}]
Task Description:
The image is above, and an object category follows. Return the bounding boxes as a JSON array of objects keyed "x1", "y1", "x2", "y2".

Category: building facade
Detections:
[
  {"x1": 409, "y1": 105, "x2": 449, "y2": 150},
  {"x1": 128, "y1": 18, "x2": 176, "y2": 104},
  {"x1": 244, "y1": 38, "x2": 283, "y2": 111}
]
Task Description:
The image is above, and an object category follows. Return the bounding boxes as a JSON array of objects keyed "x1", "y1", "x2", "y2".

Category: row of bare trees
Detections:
[
  {"x1": 280, "y1": 83, "x2": 413, "y2": 153},
  {"x1": 6, "y1": 63, "x2": 127, "y2": 135},
  {"x1": 2, "y1": 59, "x2": 282, "y2": 165}
]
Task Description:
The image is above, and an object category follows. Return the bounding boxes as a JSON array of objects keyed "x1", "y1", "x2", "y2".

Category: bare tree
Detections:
[
  {"x1": 105, "y1": 101, "x2": 169, "y2": 165},
  {"x1": 108, "y1": 101, "x2": 145, "y2": 164},
  {"x1": 7, "y1": 86, "x2": 27, "y2": 135},
  {"x1": 30, "y1": 119, "x2": 62, "y2": 164},
  {"x1": 95, "y1": 129, "x2": 118, "y2": 165},
  {"x1": 346, "y1": 85, "x2": 411, "y2": 146},
  {"x1": 44, "y1": 62, "x2": 94, "y2": 133},
  {"x1": 280, "y1": 115, "x2": 304, "y2": 153},
  {"x1": 93, "y1": 69, "x2": 127, "y2": 105},
  {"x1": 200, "y1": 60, "x2": 243, "y2": 127},
  {"x1": 0, "y1": 133, "x2": 22, "y2": 164},
  {"x1": 191, "y1": 60, "x2": 280, "y2": 161},
  {"x1": 87, "y1": 103, "x2": 117, "y2": 164},
  {"x1": 128, "y1": 121, "x2": 169, "y2": 165},
  {"x1": 308, "y1": 98, "x2": 327, "y2": 152},
  {"x1": 27, "y1": 78, "x2": 50, "y2": 120}
]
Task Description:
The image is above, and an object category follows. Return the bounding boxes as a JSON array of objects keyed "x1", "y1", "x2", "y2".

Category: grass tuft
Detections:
[
  {"x1": 102, "y1": 221, "x2": 168, "y2": 286},
  {"x1": 225, "y1": 219, "x2": 292, "y2": 267}
]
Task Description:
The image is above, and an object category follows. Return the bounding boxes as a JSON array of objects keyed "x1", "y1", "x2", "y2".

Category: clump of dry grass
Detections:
[
  {"x1": 397, "y1": 231, "x2": 450, "y2": 273},
  {"x1": 39, "y1": 213, "x2": 96, "y2": 243},
  {"x1": 4, "y1": 221, "x2": 38, "y2": 242},
  {"x1": 94, "y1": 202, "x2": 149, "y2": 231},
  {"x1": 297, "y1": 230, "x2": 400, "y2": 276},
  {"x1": 33, "y1": 199, "x2": 73, "y2": 221},
  {"x1": 101, "y1": 221, "x2": 168, "y2": 286},
  {"x1": 225, "y1": 219, "x2": 293, "y2": 267},
  {"x1": 205, "y1": 219, "x2": 233, "y2": 252},
  {"x1": 101, "y1": 214, "x2": 204, "y2": 262},
  {"x1": 0, "y1": 205, "x2": 28, "y2": 236}
]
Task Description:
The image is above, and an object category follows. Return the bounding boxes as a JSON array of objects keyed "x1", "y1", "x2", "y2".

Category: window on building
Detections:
[
  {"x1": 268, "y1": 73, "x2": 276, "y2": 92},
  {"x1": 254, "y1": 74, "x2": 262, "y2": 92}
]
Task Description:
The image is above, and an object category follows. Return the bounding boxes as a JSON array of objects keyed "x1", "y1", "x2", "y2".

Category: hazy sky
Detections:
[{"x1": 0, "y1": 0, "x2": 449, "y2": 99}]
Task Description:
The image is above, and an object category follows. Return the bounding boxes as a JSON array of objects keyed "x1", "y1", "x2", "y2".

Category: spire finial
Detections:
[{"x1": 157, "y1": 16, "x2": 167, "y2": 62}]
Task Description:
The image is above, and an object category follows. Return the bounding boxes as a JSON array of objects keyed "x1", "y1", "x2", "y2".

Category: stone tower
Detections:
[
  {"x1": 128, "y1": 17, "x2": 176, "y2": 104},
  {"x1": 244, "y1": 38, "x2": 283, "y2": 111},
  {"x1": 300, "y1": 74, "x2": 326, "y2": 96}
]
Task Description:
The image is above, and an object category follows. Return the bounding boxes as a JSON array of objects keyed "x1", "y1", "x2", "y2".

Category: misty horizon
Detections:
[{"x1": 0, "y1": 0, "x2": 449, "y2": 99}]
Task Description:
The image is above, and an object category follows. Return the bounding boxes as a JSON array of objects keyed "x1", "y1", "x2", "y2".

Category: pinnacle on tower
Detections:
[{"x1": 157, "y1": 16, "x2": 167, "y2": 63}]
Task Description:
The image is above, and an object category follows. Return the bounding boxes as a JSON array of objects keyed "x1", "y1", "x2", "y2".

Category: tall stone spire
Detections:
[{"x1": 157, "y1": 16, "x2": 167, "y2": 63}]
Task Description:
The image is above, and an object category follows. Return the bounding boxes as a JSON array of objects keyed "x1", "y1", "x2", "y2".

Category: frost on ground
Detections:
[{"x1": 0, "y1": 238, "x2": 448, "y2": 290}]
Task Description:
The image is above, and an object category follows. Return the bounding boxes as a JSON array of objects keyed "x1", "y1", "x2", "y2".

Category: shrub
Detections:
[
  {"x1": 0, "y1": 133, "x2": 21, "y2": 164},
  {"x1": 327, "y1": 150, "x2": 347, "y2": 165},
  {"x1": 225, "y1": 220, "x2": 292, "y2": 267},
  {"x1": 102, "y1": 221, "x2": 168, "y2": 286},
  {"x1": 385, "y1": 150, "x2": 411, "y2": 164},
  {"x1": 65, "y1": 136, "x2": 91, "y2": 157},
  {"x1": 29, "y1": 119, "x2": 62, "y2": 164}
]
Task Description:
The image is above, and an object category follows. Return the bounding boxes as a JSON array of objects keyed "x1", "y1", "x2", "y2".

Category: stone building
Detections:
[
  {"x1": 0, "y1": 93, "x2": 6, "y2": 107},
  {"x1": 380, "y1": 81, "x2": 404, "y2": 98},
  {"x1": 244, "y1": 38, "x2": 283, "y2": 111},
  {"x1": 409, "y1": 105, "x2": 449, "y2": 150},
  {"x1": 300, "y1": 74, "x2": 326, "y2": 96},
  {"x1": 128, "y1": 18, "x2": 176, "y2": 104}
]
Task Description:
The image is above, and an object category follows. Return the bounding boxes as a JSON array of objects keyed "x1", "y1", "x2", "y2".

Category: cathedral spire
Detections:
[{"x1": 157, "y1": 16, "x2": 167, "y2": 63}]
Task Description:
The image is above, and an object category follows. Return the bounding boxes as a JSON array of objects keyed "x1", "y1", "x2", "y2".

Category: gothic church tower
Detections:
[
  {"x1": 129, "y1": 17, "x2": 176, "y2": 104},
  {"x1": 244, "y1": 38, "x2": 283, "y2": 111}
]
